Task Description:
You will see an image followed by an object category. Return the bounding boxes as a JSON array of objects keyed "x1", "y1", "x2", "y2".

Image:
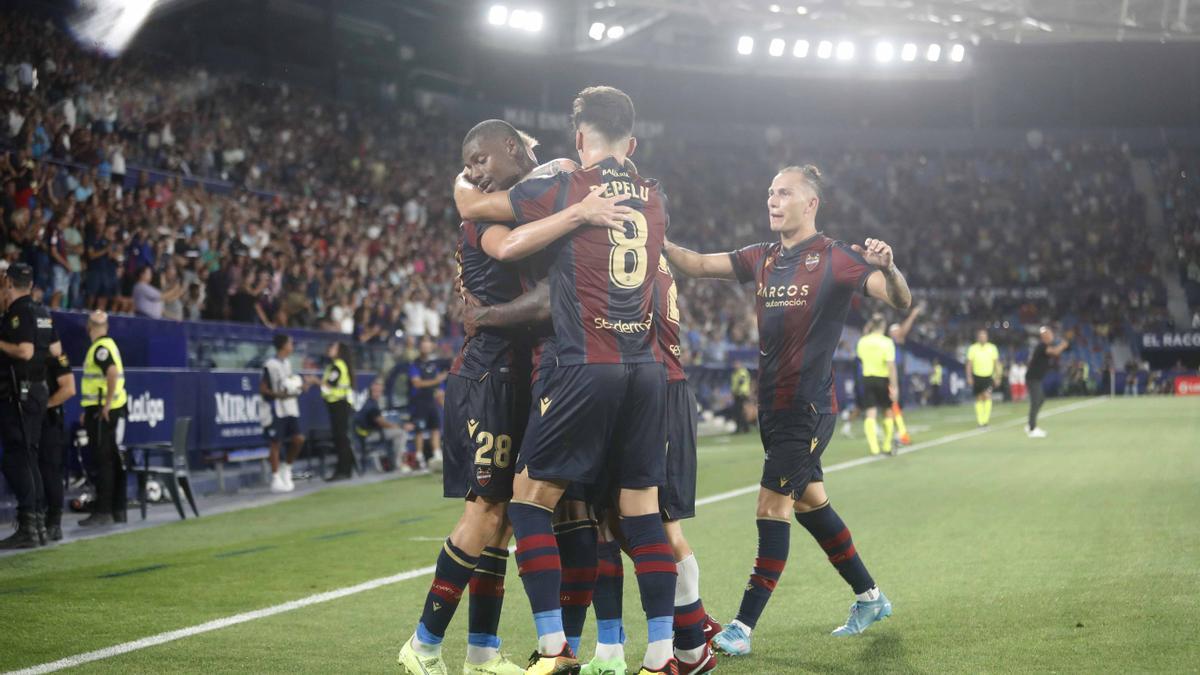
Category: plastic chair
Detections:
[{"x1": 128, "y1": 417, "x2": 199, "y2": 520}]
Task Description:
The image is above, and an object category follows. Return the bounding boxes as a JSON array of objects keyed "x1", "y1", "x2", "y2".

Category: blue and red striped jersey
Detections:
[
  {"x1": 508, "y1": 157, "x2": 668, "y2": 366},
  {"x1": 518, "y1": 248, "x2": 557, "y2": 383},
  {"x1": 729, "y1": 234, "x2": 873, "y2": 412},
  {"x1": 653, "y1": 258, "x2": 686, "y2": 383},
  {"x1": 451, "y1": 220, "x2": 528, "y2": 380}
]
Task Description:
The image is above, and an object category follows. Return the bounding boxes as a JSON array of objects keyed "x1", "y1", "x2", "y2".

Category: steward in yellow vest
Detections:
[{"x1": 79, "y1": 311, "x2": 129, "y2": 527}]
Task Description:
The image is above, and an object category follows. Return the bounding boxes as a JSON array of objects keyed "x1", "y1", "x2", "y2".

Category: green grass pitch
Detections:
[{"x1": 2, "y1": 396, "x2": 1197, "y2": 673}]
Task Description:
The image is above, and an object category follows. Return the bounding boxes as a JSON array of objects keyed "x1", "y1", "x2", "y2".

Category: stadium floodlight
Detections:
[
  {"x1": 816, "y1": 40, "x2": 833, "y2": 59},
  {"x1": 950, "y1": 44, "x2": 965, "y2": 62},
  {"x1": 875, "y1": 41, "x2": 894, "y2": 62},
  {"x1": 836, "y1": 41, "x2": 855, "y2": 60},
  {"x1": 926, "y1": 43, "x2": 942, "y2": 61},
  {"x1": 67, "y1": 0, "x2": 160, "y2": 56},
  {"x1": 796, "y1": 5, "x2": 809, "y2": 14},
  {"x1": 793, "y1": 39, "x2": 810, "y2": 57},
  {"x1": 901, "y1": 42, "x2": 917, "y2": 61},
  {"x1": 488, "y1": 5, "x2": 508, "y2": 26},
  {"x1": 504, "y1": 9, "x2": 542, "y2": 32},
  {"x1": 769, "y1": 38, "x2": 786, "y2": 56},
  {"x1": 589, "y1": 22, "x2": 606, "y2": 40},
  {"x1": 737, "y1": 35, "x2": 755, "y2": 55},
  {"x1": 606, "y1": 25, "x2": 625, "y2": 39},
  {"x1": 769, "y1": 4, "x2": 782, "y2": 12}
]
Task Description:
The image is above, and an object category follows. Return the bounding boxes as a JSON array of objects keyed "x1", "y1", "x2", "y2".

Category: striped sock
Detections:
[
  {"x1": 593, "y1": 539, "x2": 626, "y2": 657},
  {"x1": 673, "y1": 553, "x2": 707, "y2": 662},
  {"x1": 734, "y1": 518, "x2": 790, "y2": 629},
  {"x1": 466, "y1": 546, "x2": 508, "y2": 664},
  {"x1": 510, "y1": 502, "x2": 567, "y2": 654},
  {"x1": 556, "y1": 519, "x2": 598, "y2": 655},
  {"x1": 416, "y1": 539, "x2": 478, "y2": 648},
  {"x1": 622, "y1": 513, "x2": 678, "y2": 669},
  {"x1": 795, "y1": 502, "x2": 875, "y2": 594}
]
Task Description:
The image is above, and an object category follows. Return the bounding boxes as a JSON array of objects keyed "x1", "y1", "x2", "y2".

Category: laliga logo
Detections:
[{"x1": 127, "y1": 392, "x2": 166, "y2": 428}]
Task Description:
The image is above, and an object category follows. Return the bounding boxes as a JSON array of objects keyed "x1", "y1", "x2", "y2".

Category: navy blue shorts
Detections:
[
  {"x1": 264, "y1": 416, "x2": 301, "y2": 442},
  {"x1": 409, "y1": 400, "x2": 441, "y2": 433},
  {"x1": 661, "y1": 379, "x2": 699, "y2": 521},
  {"x1": 518, "y1": 362, "x2": 667, "y2": 489},
  {"x1": 442, "y1": 372, "x2": 529, "y2": 501},
  {"x1": 758, "y1": 403, "x2": 837, "y2": 500}
]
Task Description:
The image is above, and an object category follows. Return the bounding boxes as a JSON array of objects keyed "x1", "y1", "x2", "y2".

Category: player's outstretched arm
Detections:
[
  {"x1": 454, "y1": 159, "x2": 578, "y2": 221},
  {"x1": 663, "y1": 239, "x2": 738, "y2": 280},
  {"x1": 1048, "y1": 340, "x2": 1070, "y2": 357},
  {"x1": 455, "y1": 173, "x2": 516, "y2": 222},
  {"x1": 478, "y1": 187, "x2": 632, "y2": 262},
  {"x1": 463, "y1": 281, "x2": 551, "y2": 337},
  {"x1": 894, "y1": 301, "x2": 924, "y2": 343},
  {"x1": 856, "y1": 238, "x2": 912, "y2": 310}
]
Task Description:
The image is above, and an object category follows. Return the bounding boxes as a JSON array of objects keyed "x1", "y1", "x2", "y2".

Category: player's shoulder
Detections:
[
  {"x1": 744, "y1": 240, "x2": 779, "y2": 255},
  {"x1": 825, "y1": 237, "x2": 863, "y2": 258}
]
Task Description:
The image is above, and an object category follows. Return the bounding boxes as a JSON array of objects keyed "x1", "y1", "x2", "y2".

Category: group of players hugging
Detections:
[{"x1": 397, "y1": 85, "x2": 912, "y2": 675}]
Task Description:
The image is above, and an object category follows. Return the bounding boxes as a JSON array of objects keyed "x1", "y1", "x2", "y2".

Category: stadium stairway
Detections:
[{"x1": 1131, "y1": 158, "x2": 1192, "y2": 326}]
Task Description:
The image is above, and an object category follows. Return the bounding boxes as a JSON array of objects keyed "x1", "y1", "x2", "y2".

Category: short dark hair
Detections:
[
  {"x1": 462, "y1": 119, "x2": 523, "y2": 152},
  {"x1": 572, "y1": 86, "x2": 635, "y2": 143},
  {"x1": 779, "y1": 164, "x2": 824, "y2": 199},
  {"x1": 273, "y1": 333, "x2": 291, "y2": 351}
]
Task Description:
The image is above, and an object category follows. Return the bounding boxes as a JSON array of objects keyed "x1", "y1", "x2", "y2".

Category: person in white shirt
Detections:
[{"x1": 260, "y1": 334, "x2": 309, "y2": 492}]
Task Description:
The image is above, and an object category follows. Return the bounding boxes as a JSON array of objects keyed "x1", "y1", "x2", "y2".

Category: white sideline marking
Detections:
[{"x1": 8, "y1": 398, "x2": 1105, "y2": 674}]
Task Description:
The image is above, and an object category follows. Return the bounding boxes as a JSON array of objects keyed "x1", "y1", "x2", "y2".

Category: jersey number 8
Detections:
[{"x1": 608, "y1": 211, "x2": 648, "y2": 289}]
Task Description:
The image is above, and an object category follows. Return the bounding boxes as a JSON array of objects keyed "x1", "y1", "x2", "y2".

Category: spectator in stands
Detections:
[
  {"x1": 85, "y1": 222, "x2": 120, "y2": 312},
  {"x1": 132, "y1": 265, "x2": 184, "y2": 320},
  {"x1": 229, "y1": 275, "x2": 265, "y2": 325}
]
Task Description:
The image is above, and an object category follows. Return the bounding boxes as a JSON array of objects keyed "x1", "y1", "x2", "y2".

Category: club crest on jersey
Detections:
[
  {"x1": 805, "y1": 252, "x2": 820, "y2": 271},
  {"x1": 476, "y1": 466, "x2": 492, "y2": 487}
]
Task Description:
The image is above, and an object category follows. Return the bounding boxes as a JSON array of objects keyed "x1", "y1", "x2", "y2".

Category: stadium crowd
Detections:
[{"x1": 2, "y1": 10, "x2": 1194, "y2": 376}]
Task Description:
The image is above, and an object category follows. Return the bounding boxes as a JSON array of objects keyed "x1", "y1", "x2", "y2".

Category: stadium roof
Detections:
[{"x1": 569, "y1": 0, "x2": 1197, "y2": 47}]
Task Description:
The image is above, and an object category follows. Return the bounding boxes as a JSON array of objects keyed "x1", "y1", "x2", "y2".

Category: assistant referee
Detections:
[{"x1": 856, "y1": 315, "x2": 898, "y2": 456}]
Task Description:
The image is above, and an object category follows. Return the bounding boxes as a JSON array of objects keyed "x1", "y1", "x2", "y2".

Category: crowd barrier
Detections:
[{"x1": 56, "y1": 368, "x2": 380, "y2": 468}]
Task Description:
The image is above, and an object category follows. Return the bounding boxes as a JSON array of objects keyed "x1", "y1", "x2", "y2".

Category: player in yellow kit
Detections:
[
  {"x1": 855, "y1": 315, "x2": 898, "y2": 456},
  {"x1": 966, "y1": 329, "x2": 1001, "y2": 427}
]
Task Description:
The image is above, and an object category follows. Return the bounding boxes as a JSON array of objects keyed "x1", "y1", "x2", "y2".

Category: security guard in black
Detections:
[{"x1": 0, "y1": 263, "x2": 53, "y2": 549}]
